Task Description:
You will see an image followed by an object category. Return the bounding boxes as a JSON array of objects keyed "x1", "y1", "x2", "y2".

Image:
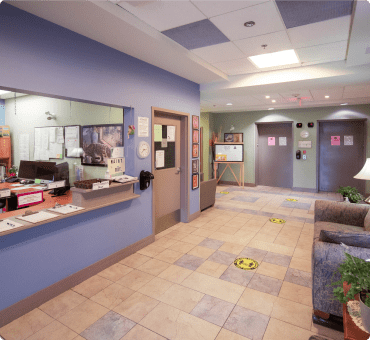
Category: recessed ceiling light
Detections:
[
  {"x1": 272, "y1": 100, "x2": 276, "y2": 103},
  {"x1": 226, "y1": 103, "x2": 233, "y2": 106},
  {"x1": 265, "y1": 95, "x2": 270, "y2": 99},
  {"x1": 268, "y1": 108, "x2": 274, "y2": 110},
  {"x1": 340, "y1": 103, "x2": 348, "y2": 105},
  {"x1": 325, "y1": 95, "x2": 330, "y2": 98},
  {"x1": 244, "y1": 21, "x2": 255, "y2": 27},
  {"x1": 249, "y1": 49, "x2": 299, "y2": 69},
  {"x1": 0, "y1": 90, "x2": 11, "y2": 95}
]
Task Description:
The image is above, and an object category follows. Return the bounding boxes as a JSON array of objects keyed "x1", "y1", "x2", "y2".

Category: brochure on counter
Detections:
[{"x1": 47, "y1": 204, "x2": 85, "y2": 215}]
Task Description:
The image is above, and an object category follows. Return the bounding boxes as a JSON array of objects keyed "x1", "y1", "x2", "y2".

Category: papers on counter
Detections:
[
  {"x1": 16, "y1": 211, "x2": 59, "y2": 224},
  {"x1": 11, "y1": 183, "x2": 23, "y2": 187},
  {"x1": 0, "y1": 219, "x2": 24, "y2": 233},
  {"x1": 48, "y1": 204, "x2": 85, "y2": 215}
]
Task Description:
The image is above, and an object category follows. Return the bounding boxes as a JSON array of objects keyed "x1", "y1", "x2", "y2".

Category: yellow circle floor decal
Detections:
[
  {"x1": 234, "y1": 258, "x2": 259, "y2": 270},
  {"x1": 269, "y1": 218, "x2": 286, "y2": 224},
  {"x1": 286, "y1": 198, "x2": 298, "y2": 202},
  {"x1": 220, "y1": 191, "x2": 229, "y2": 194}
]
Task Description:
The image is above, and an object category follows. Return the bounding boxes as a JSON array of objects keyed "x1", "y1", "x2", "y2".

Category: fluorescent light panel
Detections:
[
  {"x1": 0, "y1": 90, "x2": 11, "y2": 95},
  {"x1": 249, "y1": 49, "x2": 299, "y2": 69}
]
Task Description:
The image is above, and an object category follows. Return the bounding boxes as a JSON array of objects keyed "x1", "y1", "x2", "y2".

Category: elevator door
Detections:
[
  {"x1": 257, "y1": 123, "x2": 293, "y2": 188},
  {"x1": 318, "y1": 120, "x2": 365, "y2": 193}
]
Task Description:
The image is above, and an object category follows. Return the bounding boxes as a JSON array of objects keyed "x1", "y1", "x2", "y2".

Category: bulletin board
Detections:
[
  {"x1": 154, "y1": 124, "x2": 176, "y2": 169},
  {"x1": 65, "y1": 125, "x2": 81, "y2": 158},
  {"x1": 34, "y1": 126, "x2": 64, "y2": 160},
  {"x1": 214, "y1": 144, "x2": 244, "y2": 162}
]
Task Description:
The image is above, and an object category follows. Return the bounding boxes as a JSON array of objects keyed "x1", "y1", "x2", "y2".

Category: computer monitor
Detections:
[
  {"x1": 18, "y1": 160, "x2": 37, "y2": 180},
  {"x1": 35, "y1": 162, "x2": 57, "y2": 181},
  {"x1": 49, "y1": 162, "x2": 70, "y2": 196}
]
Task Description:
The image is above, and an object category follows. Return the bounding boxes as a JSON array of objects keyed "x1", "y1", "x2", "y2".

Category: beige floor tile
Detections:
[
  {"x1": 113, "y1": 292, "x2": 159, "y2": 323},
  {"x1": 196, "y1": 260, "x2": 228, "y2": 278},
  {"x1": 58, "y1": 299, "x2": 109, "y2": 334},
  {"x1": 90, "y1": 283, "x2": 135, "y2": 309},
  {"x1": 256, "y1": 262, "x2": 287, "y2": 280},
  {"x1": 284, "y1": 221, "x2": 304, "y2": 229},
  {"x1": 241, "y1": 225, "x2": 262, "y2": 233},
  {"x1": 278, "y1": 281, "x2": 312, "y2": 307},
  {"x1": 154, "y1": 249, "x2": 184, "y2": 264},
  {"x1": 258, "y1": 227, "x2": 281, "y2": 237},
  {"x1": 176, "y1": 225, "x2": 198, "y2": 234},
  {"x1": 72, "y1": 336, "x2": 85, "y2": 340},
  {"x1": 122, "y1": 324, "x2": 167, "y2": 340},
  {"x1": 191, "y1": 228, "x2": 214, "y2": 237},
  {"x1": 139, "y1": 302, "x2": 220, "y2": 340},
  {"x1": 188, "y1": 219, "x2": 208, "y2": 228},
  {"x1": 155, "y1": 229, "x2": 172, "y2": 239},
  {"x1": 181, "y1": 234, "x2": 206, "y2": 245},
  {"x1": 217, "y1": 226, "x2": 239, "y2": 235},
  {"x1": 187, "y1": 245, "x2": 216, "y2": 259},
  {"x1": 25, "y1": 320, "x2": 77, "y2": 340},
  {"x1": 296, "y1": 238, "x2": 313, "y2": 251},
  {"x1": 248, "y1": 240, "x2": 294, "y2": 256},
  {"x1": 215, "y1": 328, "x2": 250, "y2": 340},
  {"x1": 39, "y1": 290, "x2": 87, "y2": 319},
  {"x1": 210, "y1": 216, "x2": 233, "y2": 226},
  {"x1": 152, "y1": 237, "x2": 179, "y2": 249},
  {"x1": 0, "y1": 309, "x2": 54, "y2": 340},
  {"x1": 138, "y1": 277, "x2": 173, "y2": 299},
  {"x1": 234, "y1": 229, "x2": 256, "y2": 238},
  {"x1": 263, "y1": 318, "x2": 314, "y2": 340},
  {"x1": 289, "y1": 257, "x2": 311, "y2": 273},
  {"x1": 201, "y1": 222, "x2": 222, "y2": 231},
  {"x1": 97, "y1": 263, "x2": 133, "y2": 282},
  {"x1": 251, "y1": 233, "x2": 276, "y2": 243},
  {"x1": 137, "y1": 258, "x2": 171, "y2": 276},
  {"x1": 293, "y1": 247, "x2": 312, "y2": 261},
  {"x1": 218, "y1": 242, "x2": 245, "y2": 255},
  {"x1": 71, "y1": 275, "x2": 112, "y2": 298},
  {"x1": 273, "y1": 236, "x2": 298, "y2": 248},
  {"x1": 163, "y1": 230, "x2": 189, "y2": 241},
  {"x1": 157, "y1": 264, "x2": 193, "y2": 284},
  {"x1": 311, "y1": 321, "x2": 344, "y2": 340},
  {"x1": 244, "y1": 220, "x2": 267, "y2": 227},
  {"x1": 168, "y1": 241, "x2": 196, "y2": 253},
  {"x1": 238, "y1": 287, "x2": 277, "y2": 316},
  {"x1": 120, "y1": 253, "x2": 152, "y2": 268},
  {"x1": 182, "y1": 271, "x2": 244, "y2": 303},
  {"x1": 137, "y1": 244, "x2": 166, "y2": 257},
  {"x1": 116, "y1": 269, "x2": 155, "y2": 291},
  {"x1": 271, "y1": 297, "x2": 312, "y2": 330},
  {"x1": 158, "y1": 284, "x2": 204, "y2": 313}
]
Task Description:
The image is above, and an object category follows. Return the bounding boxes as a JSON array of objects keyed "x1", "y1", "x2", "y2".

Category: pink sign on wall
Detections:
[
  {"x1": 331, "y1": 136, "x2": 340, "y2": 146},
  {"x1": 268, "y1": 137, "x2": 275, "y2": 146}
]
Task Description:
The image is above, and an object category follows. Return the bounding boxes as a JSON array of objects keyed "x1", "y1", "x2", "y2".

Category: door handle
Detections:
[{"x1": 176, "y1": 167, "x2": 181, "y2": 174}]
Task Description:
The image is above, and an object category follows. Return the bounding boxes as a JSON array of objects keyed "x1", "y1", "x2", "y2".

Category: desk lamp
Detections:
[{"x1": 353, "y1": 158, "x2": 370, "y2": 203}]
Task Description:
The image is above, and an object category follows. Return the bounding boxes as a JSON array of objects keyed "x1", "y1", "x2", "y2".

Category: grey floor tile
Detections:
[
  {"x1": 306, "y1": 218, "x2": 315, "y2": 223},
  {"x1": 239, "y1": 247, "x2": 267, "y2": 262},
  {"x1": 208, "y1": 251, "x2": 236, "y2": 266},
  {"x1": 280, "y1": 201, "x2": 297, "y2": 208},
  {"x1": 263, "y1": 252, "x2": 292, "y2": 268},
  {"x1": 198, "y1": 238, "x2": 224, "y2": 250},
  {"x1": 219, "y1": 266, "x2": 255, "y2": 286},
  {"x1": 190, "y1": 295, "x2": 235, "y2": 327},
  {"x1": 271, "y1": 213, "x2": 288, "y2": 220},
  {"x1": 284, "y1": 268, "x2": 312, "y2": 288},
  {"x1": 294, "y1": 202, "x2": 312, "y2": 210},
  {"x1": 285, "y1": 216, "x2": 307, "y2": 222},
  {"x1": 230, "y1": 196, "x2": 259, "y2": 203},
  {"x1": 214, "y1": 204, "x2": 244, "y2": 212},
  {"x1": 173, "y1": 254, "x2": 205, "y2": 271},
  {"x1": 224, "y1": 305, "x2": 270, "y2": 340},
  {"x1": 247, "y1": 273, "x2": 283, "y2": 296},
  {"x1": 241, "y1": 209, "x2": 273, "y2": 217},
  {"x1": 81, "y1": 311, "x2": 135, "y2": 340},
  {"x1": 216, "y1": 193, "x2": 225, "y2": 198}
]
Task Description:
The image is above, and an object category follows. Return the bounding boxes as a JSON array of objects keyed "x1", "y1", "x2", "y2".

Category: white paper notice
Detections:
[
  {"x1": 47, "y1": 204, "x2": 85, "y2": 215},
  {"x1": 49, "y1": 127, "x2": 56, "y2": 143},
  {"x1": 156, "y1": 150, "x2": 165, "y2": 168},
  {"x1": 40, "y1": 149, "x2": 49, "y2": 161},
  {"x1": 57, "y1": 127, "x2": 64, "y2": 144},
  {"x1": 279, "y1": 137, "x2": 287, "y2": 146},
  {"x1": 34, "y1": 148, "x2": 40, "y2": 160},
  {"x1": 138, "y1": 117, "x2": 149, "y2": 137},
  {"x1": 65, "y1": 126, "x2": 78, "y2": 139},
  {"x1": 19, "y1": 134, "x2": 30, "y2": 161},
  {"x1": 0, "y1": 219, "x2": 24, "y2": 232},
  {"x1": 49, "y1": 142, "x2": 63, "y2": 159},
  {"x1": 35, "y1": 128, "x2": 41, "y2": 147},
  {"x1": 167, "y1": 126, "x2": 175, "y2": 142},
  {"x1": 41, "y1": 129, "x2": 49, "y2": 150},
  {"x1": 16, "y1": 211, "x2": 58, "y2": 224},
  {"x1": 344, "y1": 135, "x2": 353, "y2": 146}
]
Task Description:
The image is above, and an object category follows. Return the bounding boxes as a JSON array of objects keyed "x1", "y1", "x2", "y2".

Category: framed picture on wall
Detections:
[
  {"x1": 192, "y1": 144, "x2": 199, "y2": 158},
  {"x1": 224, "y1": 132, "x2": 243, "y2": 143},
  {"x1": 233, "y1": 133, "x2": 243, "y2": 142},
  {"x1": 192, "y1": 129, "x2": 199, "y2": 143},
  {"x1": 192, "y1": 115, "x2": 199, "y2": 130},
  {"x1": 192, "y1": 159, "x2": 199, "y2": 174},
  {"x1": 192, "y1": 173, "x2": 199, "y2": 190},
  {"x1": 81, "y1": 124, "x2": 123, "y2": 166}
]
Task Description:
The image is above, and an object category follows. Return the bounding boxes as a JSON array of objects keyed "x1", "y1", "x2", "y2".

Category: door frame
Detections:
[
  {"x1": 254, "y1": 121, "x2": 294, "y2": 186},
  {"x1": 316, "y1": 118, "x2": 367, "y2": 193},
  {"x1": 151, "y1": 107, "x2": 189, "y2": 235}
]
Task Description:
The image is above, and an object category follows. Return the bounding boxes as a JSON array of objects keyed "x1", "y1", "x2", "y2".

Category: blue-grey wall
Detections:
[
  {"x1": 0, "y1": 3, "x2": 200, "y2": 311},
  {"x1": 0, "y1": 99, "x2": 4, "y2": 125}
]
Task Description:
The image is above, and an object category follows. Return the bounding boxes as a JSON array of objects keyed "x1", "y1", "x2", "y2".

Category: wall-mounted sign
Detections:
[
  {"x1": 17, "y1": 191, "x2": 43, "y2": 208},
  {"x1": 47, "y1": 180, "x2": 66, "y2": 190},
  {"x1": 344, "y1": 135, "x2": 353, "y2": 146},
  {"x1": 0, "y1": 188, "x2": 11, "y2": 198},
  {"x1": 268, "y1": 137, "x2": 275, "y2": 146},
  {"x1": 279, "y1": 137, "x2": 287, "y2": 146},
  {"x1": 331, "y1": 136, "x2": 340, "y2": 146},
  {"x1": 298, "y1": 141, "x2": 312, "y2": 148}
]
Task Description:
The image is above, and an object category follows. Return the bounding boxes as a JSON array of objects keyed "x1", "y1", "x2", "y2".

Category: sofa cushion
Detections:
[
  {"x1": 314, "y1": 221, "x2": 364, "y2": 243},
  {"x1": 319, "y1": 230, "x2": 370, "y2": 249},
  {"x1": 364, "y1": 210, "x2": 370, "y2": 231}
]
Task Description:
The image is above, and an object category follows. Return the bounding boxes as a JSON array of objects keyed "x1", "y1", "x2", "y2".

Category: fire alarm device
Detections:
[
  {"x1": 296, "y1": 123, "x2": 303, "y2": 128},
  {"x1": 308, "y1": 122, "x2": 314, "y2": 128},
  {"x1": 296, "y1": 150, "x2": 301, "y2": 159}
]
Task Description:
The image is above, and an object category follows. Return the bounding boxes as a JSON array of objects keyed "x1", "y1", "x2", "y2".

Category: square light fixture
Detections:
[
  {"x1": 249, "y1": 49, "x2": 299, "y2": 69},
  {"x1": 0, "y1": 90, "x2": 11, "y2": 95}
]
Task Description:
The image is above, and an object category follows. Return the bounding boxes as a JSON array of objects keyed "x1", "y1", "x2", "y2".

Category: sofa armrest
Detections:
[
  {"x1": 314, "y1": 200, "x2": 370, "y2": 228},
  {"x1": 200, "y1": 179, "x2": 217, "y2": 211}
]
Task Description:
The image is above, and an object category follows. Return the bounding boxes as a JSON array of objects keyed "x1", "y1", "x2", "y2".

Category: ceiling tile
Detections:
[
  {"x1": 343, "y1": 84, "x2": 370, "y2": 99},
  {"x1": 191, "y1": 0, "x2": 269, "y2": 18},
  {"x1": 210, "y1": 2, "x2": 286, "y2": 41},
  {"x1": 227, "y1": 95, "x2": 263, "y2": 106},
  {"x1": 234, "y1": 30, "x2": 292, "y2": 57},
  {"x1": 276, "y1": 0, "x2": 353, "y2": 29},
  {"x1": 296, "y1": 40, "x2": 347, "y2": 63},
  {"x1": 251, "y1": 93, "x2": 285, "y2": 103},
  {"x1": 310, "y1": 87, "x2": 344, "y2": 101},
  {"x1": 191, "y1": 42, "x2": 245, "y2": 64},
  {"x1": 288, "y1": 16, "x2": 350, "y2": 49},
  {"x1": 279, "y1": 90, "x2": 314, "y2": 102},
  {"x1": 118, "y1": 1, "x2": 206, "y2": 31},
  {"x1": 212, "y1": 58, "x2": 259, "y2": 76}
]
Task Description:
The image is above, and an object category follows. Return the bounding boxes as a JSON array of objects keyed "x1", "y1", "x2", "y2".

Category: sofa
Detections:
[
  {"x1": 312, "y1": 200, "x2": 370, "y2": 320},
  {"x1": 200, "y1": 178, "x2": 217, "y2": 211}
]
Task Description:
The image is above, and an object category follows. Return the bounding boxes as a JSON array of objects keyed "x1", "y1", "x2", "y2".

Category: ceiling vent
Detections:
[{"x1": 286, "y1": 94, "x2": 312, "y2": 106}]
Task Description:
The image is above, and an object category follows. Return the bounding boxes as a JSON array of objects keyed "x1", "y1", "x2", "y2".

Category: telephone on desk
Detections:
[
  {"x1": 5, "y1": 177, "x2": 19, "y2": 183},
  {"x1": 113, "y1": 175, "x2": 138, "y2": 183},
  {"x1": 20, "y1": 180, "x2": 35, "y2": 185}
]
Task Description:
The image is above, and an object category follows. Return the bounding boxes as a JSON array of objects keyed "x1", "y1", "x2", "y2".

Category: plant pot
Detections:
[
  {"x1": 359, "y1": 294, "x2": 370, "y2": 333},
  {"x1": 343, "y1": 196, "x2": 350, "y2": 203}
]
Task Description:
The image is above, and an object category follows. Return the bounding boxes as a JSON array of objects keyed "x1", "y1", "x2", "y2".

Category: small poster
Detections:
[
  {"x1": 167, "y1": 126, "x2": 175, "y2": 142},
  {"x1": 193, "y1": 130, "x2": 199, "y2": 143},
  {"x1": 138, "y1": 117, "x2": 149, "y2": 137},
  {"x1": 154, "y1": 124, "x2": 162, "y2": 142},
  {"x1": 192, "y1": 173, "x2": 199, "y2": 190},
  {"x1": 268, "y1": 137, "x2": 275, "y2": 146},
  {"x1": 161, "y1": 139, "x2": 168, "y2": 148},
  {"x1": 192, "y1": 115, "x2": 199, "y2": 130},
  {"x1": 156, "y1": 150, "x2": 165, "y2": 168},
  {"x1": 192, "y1": 159, "x2": 199, "y2": 174},
  {"x1": 344, "y1": 135, "x2": 353, "y2": 146},
  {"x1": 192, "y1": 144, "x2": 199, "y2": 158},
  {"x1": 279, "y1": 137, "x2": 287, "y2": 146},
  {"x1": 331, "y1": 136, "x2": 340, "y2": 146}
]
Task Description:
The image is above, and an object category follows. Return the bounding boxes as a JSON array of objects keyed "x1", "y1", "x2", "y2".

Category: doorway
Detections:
[
  {"x1": 318, "y1": 119, "x2": 366, "y2": 193},
  {"x1": 152, "y1": 108, "x2": 189, "y2": 235},
  {"x1": 256, "y1": 122, "x2": 293, "y2": 188}
]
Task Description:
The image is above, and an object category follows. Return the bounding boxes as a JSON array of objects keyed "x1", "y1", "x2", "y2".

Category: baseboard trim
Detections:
[
  {"x1": 0, "y1": 234, "x2": 155, "y2": 328},
  {"x1": 218, "y1": 180, "x2": 255, "y2": 187},
  {"x1": 292, "y1": 187, "x2": 318, "y2": 193},
  {"x1": 188, "y1": 210, "x2": 201, "y2": 222}
]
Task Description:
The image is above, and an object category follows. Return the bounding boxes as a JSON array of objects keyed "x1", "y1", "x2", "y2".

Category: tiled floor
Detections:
[{"x1": 0, "y1": 185, "x2": 345, "y2": 340}]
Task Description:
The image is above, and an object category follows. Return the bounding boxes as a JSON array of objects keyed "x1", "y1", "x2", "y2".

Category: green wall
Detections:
[
  {"x1": 200, "y1": 112, "x2": 210, "y2": 181},
  {"x1": 206, "y1": 104, "x2": 370, "y2": 191}
]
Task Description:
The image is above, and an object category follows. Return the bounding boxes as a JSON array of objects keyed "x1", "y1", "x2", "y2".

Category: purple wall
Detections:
[{"x1": 0, "y1": 3, "x2": 200, "y2": 311}]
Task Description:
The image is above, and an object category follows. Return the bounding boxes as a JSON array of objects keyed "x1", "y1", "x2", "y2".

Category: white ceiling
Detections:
[{"x1": 6, "y1": 0, "x2": 370, "y2": 113}]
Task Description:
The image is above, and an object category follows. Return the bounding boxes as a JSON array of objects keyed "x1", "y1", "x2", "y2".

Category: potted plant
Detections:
[
  {"x1": 337, "y1": 186, "x2": 363, "y2": 203},
  {"x1": 330, "y1": 252, "x2": 370, "y2": 332},
  {"x1": 8, "y1": 165, "x2": 18, "y2": 177}
]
